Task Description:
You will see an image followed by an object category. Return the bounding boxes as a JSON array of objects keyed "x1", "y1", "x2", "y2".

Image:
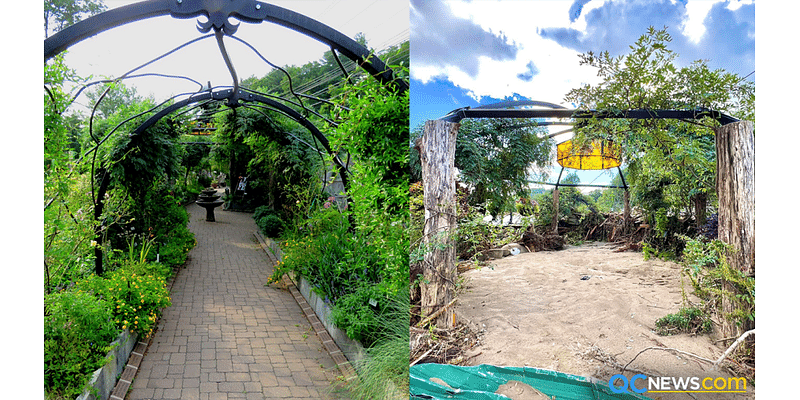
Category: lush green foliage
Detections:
[
  {"x1": 257, "y1": 214, "x2": 285, "y2": 238},
  {"x1": 340, "y1": 291, "x2": 410, "y2": 399},
  {"x1": 410, "y1": 118, "x2": 553, "y2": 218},
  {"x1": 564, "y1": 27, "x2": 754, "y2": 255},
  {"x1": 115, "y1": 184, "x2": 196, "y2": 270},
  {"x1": 655, "y1": 306, "x2": 712, "y2": 336},
  {"x1": 681, "y1": 236, "x2": 754, "y2": 329},
  {"x1": 76, "y1": 265, "x2": 172, "y2": 337},
  {"x1": 45, "y1": 51, "x2": 196, "y2": 399},
  {"x1": 214, "y1": 108, "x2": 319, "y2": 212},
  {"x1": 44, "y1": 290, "x2": 119, "y2": 399},
  {"x1": 269, "y1": 59, "x2": 409, "y2": 348}
]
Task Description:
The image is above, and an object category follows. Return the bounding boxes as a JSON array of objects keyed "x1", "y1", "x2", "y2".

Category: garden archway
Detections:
[
  {"x1": 45, "y1": 0, "x2": 408, "y2": 275},
  {"x1": 417, "y1": 100, "x2": 752, "y2": 335}
]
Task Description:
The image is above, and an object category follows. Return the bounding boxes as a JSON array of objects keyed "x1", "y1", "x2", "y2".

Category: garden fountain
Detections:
[{"x1": 196, "y1": 188, "x2": 224, "y2": 222}]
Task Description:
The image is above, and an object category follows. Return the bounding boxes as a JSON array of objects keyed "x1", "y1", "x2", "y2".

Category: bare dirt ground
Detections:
[{"x1": 454, "y1": 241, "x2": 754, "y2": 400}]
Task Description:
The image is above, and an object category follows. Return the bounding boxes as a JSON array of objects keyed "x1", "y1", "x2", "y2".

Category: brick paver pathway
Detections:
[{"x1": 127, "y1": 202, "x2": 344, "y2": 400}]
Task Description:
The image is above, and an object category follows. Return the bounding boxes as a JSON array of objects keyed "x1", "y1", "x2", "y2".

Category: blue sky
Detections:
[{"x1": 410, "y1": 0, "x2": 755, "y2": 187}]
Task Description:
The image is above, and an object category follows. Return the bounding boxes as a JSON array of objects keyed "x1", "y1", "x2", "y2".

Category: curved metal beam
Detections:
[
  {"x1": 131, "y1": 88, "x2": 349, "y2": 187},
  {"x1": 44, "y1": 0, "x2": 407, "y2": 91},
  {"x1": 441, "y1": 106, "x2": 739, "y2": 125}
]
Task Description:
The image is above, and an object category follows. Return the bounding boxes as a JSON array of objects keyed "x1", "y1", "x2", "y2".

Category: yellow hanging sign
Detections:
[{"x1": 557, "y1": 139, "x2": 622, "y2": 170}]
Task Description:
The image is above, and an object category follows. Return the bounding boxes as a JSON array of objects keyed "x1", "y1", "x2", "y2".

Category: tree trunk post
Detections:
[
  {"x1": 715, "y1": 120, "x2": 755, "y2": 338},
  {"x1": 552, "y1": 188, "x2": 560, "y2": 234},
  {"x1": 693, "y1": 192, "x2": 707, "y2": 231},
  {"x1": 418, "y1": 120, "x2": 459, "y2": 329},
  {"x1": 623, "y1": 189, "x2": 631, "y2": 233}
]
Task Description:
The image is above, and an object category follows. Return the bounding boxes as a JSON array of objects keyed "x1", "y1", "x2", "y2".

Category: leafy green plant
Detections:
[
  {"x1": 680, "y1": 236, "x2": 754, "y2": 329},
  {"x1": 341, "y1": 291, "x2": 410, "y2": 399},
  {"x1": 655, "y1": 306, "x2": 712, "y2": 336},
  {"x1": 253, "y1": 205, "x2": 276, "y2": 221},
  {"x1": 45, "y1": 290, "x2": 120, "y2": 399},
  {"x1": 257, "y1": 214, "x2": 284, "y2": 238},
  {"x1": 331, "y1": 283, "x2": 386, "y2": 346},
  {"x1": 76, "y1": 266, "x2": 171, "y2": 337}
]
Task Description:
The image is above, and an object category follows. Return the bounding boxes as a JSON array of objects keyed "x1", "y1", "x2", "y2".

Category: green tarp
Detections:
[{"x1": 410, "y1": 364, "x2": 650, "y2": 400}]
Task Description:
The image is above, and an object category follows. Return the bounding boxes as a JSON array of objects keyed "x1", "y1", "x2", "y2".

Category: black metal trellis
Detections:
[
  {"x1": 440, "y1": 104, "x2": 738, "y2": 126},
  {"x1": 438, "y1": 100, "x2": 738, "y2": 190},
  {"x1": 45, "y1": 0, "x2": 408, "y2": 189},
  {"x1": 45, "y1": 0, "x2": 408, "y2": 277},
  {"x1": 44, "y1": 0, "x2": 407, "y2": 90}
]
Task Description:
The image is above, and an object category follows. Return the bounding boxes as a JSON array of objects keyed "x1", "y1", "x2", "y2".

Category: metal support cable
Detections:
[
  {"x1": 332, "y1": 47, "x2": 355, "y2": 86},
  {"x1": 70, "y1": 73, "x2": 205, "y2": 110},
  {"x1": 226, "y1": 34, "x2": 307, "y2": 110}
]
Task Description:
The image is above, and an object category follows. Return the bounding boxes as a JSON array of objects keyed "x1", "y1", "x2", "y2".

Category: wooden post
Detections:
[
  {"x1": 418, "y1": 120, "x2": 459, "y2": 329},
  {"x1": 623, "y1": 189, "x2": 631, "y2": 232},
  {"x1": 715, "y1": 121, "x2": 755, "y2": 338},
  {"x1": 693, "y1": 192, "x2": 707, "y2": 231},
  {"x1": 552, "y1": 188, "x2": 560, "y2": 234}
]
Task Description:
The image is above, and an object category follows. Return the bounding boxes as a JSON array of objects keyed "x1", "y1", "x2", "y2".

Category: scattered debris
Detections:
[
  {"x1": 410, "y1": 323, "x2": 481, "y2": 366},
  {"x1": 520, "y1": 231, "x2": 565, "y2": 251}
]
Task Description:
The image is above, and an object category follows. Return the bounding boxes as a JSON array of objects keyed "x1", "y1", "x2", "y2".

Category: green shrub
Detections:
[
  {"x1": 331, "y1": 284, "x2": 386, "y2": 346},
  {"x1": 342, "y1": 290, "x2": 410, "y2": 399},
  {"x1": 76, "y1": 265, "x2": 172, "y2": 337},
  {"x1": 681, "y1": 236, "x2": 754, "y2": 331},
  {"x1": 253, "y1": 205, "x2": 276, "y2": 222},
  {"x1": 257, "y1": 214, "x2": 284, "y2": 238},
  {"x1": 655, "y1": 307, "x2": 712, "y2": 336},
  {"x1": 45, "y1": 290, "x2": 120, "y2": 399}
]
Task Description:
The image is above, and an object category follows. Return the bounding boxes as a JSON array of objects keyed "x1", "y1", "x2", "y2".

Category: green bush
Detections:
[
  {"x1": 257, "y1": 214, "x2": 284, "y2": 238},
  {"x1": 253, "y1": 205, "x2": 276, "y2": 221},
  {"x1": 331, "y1": 283, "x2": 386, "y2": 346},
  {"x1": 76, "y1": 265, "x2": 172, "y2": 337},
  {"x1": 655, "y1": 307, "x2": 712, "y2": 336},
  {"x1": 45, "y1": 290, "x2": 120, "y2": 399},
  {"x1": 341, "y1": 290, "x2": 410, "y2": 399},
  {"x1": 681, "y1": 236, "x2": 754, "y2": 331}
]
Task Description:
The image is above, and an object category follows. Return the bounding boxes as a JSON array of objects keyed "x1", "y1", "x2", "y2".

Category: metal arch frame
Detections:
[
  {"x1": 440, "y1": 101, "x2": 739, "y2": 126},
  {"x1": 131, "y1": 88, "x2": 351, "y2": 188},
  {"x1": 45, "y1": 0, "x2": 412, "y2": 193},
  {"x1": 440, "y1": 99, "x2": 737, "y2": 190},
  {"x1": 44, "y1": 0, "x2": 407, "y2": 91}
]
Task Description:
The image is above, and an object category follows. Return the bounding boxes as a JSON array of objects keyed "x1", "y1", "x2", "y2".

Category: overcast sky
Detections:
[
  {"x1": 410, "y1": 0, "x2": 755, "y2": 186},
  {"x1": 56, "y1": 0, "x2": 409, "y2": 111}
]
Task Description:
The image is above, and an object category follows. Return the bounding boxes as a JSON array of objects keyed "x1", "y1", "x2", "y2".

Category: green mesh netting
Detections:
[{"x1": 410, "y1": 364, "x2": 650, "y2": 400}]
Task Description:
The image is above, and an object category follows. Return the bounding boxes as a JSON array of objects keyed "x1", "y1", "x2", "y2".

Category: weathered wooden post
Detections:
[
  {"x1": 417, "y1": 119, "x2": 459, "y2": 329},
  {"x1": 552, "y1": 188, "x2": 560, "y2": 234},
  {"x1": 623, "y1": 189, "x2": 631, "y2": 232},
  {"x1": 715, "y1": 120, "x2": 755, "y2": 338}
]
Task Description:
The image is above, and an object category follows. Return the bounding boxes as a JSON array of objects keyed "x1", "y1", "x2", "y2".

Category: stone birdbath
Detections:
[{"x1": 196, "y1": 188, "x2": 224, "y2": 222}]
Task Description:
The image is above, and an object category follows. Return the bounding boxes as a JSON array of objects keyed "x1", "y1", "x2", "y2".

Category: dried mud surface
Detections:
[{"x1": 455, "y1": 242, "x2": 754, "y2": 400}]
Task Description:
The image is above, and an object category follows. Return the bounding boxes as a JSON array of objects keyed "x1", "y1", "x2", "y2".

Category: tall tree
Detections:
[
  {"x1": 411, "y1": 118, "x2": 552, "y2": 219},
  {"x1": 564, "y1": 27, "x2": 754, "y2": 234},
  {"x1": 44, "y1": 0, "x2": 107, "y2": 38}
]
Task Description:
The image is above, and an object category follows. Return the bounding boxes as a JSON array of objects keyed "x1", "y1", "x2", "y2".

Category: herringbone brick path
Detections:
[{"x1": 126, "y1": 201, "x2": 344, "y2": 400}]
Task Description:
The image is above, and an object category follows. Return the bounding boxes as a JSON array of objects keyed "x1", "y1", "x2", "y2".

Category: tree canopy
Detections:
[
  {"x1": 44, "y1": 0, "x2": 107, "y2": 38},
  {"x1": 411, "y1": 118, "x2": 552, "y2": 218},
  {"x1": 565, "y1": 27, "x2": 754, "y2": 235}
]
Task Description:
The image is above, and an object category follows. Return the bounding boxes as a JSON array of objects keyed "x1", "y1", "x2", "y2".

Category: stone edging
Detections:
[
  {"x1": 253, "y1": 231, "x2": 359, "y2": 381},
  {"x1": 75, "y1": 330, "x2": 139, "y2": 400}
]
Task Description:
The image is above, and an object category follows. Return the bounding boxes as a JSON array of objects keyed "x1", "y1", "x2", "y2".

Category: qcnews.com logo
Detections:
[{"x1": 608, "y1": 374, "x2": 747, "y2": 394}]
